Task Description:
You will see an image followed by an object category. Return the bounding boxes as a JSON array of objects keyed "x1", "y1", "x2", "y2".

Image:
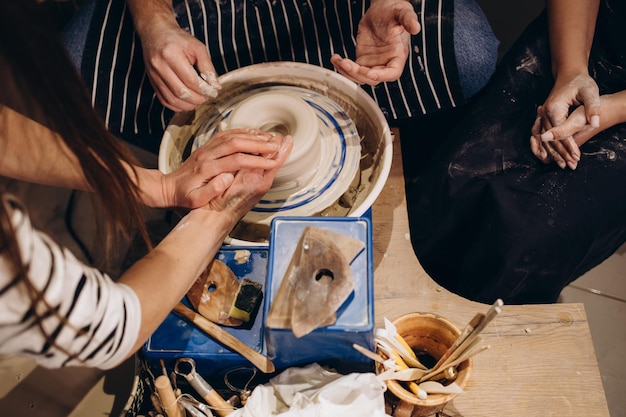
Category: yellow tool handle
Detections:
[{"x1": 392, "y1": 351, "x2": 427, "y2": 400}]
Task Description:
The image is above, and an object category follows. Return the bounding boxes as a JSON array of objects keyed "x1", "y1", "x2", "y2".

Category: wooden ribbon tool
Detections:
[
  {"x1": 419, "y1": 299, "x2": 503, "y2": 382},
  {"x1": 174, "y1": 303, "x2": 275, "y2": 374}
]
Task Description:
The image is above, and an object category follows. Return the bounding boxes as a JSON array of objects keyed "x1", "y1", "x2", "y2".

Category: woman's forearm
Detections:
[
  {"x1": 118, "y1": 207, "x2": 235, "y2": 354},
  {"x1": 547, "y1": 0, "x2": 600, "y2": 78},
  {"x1": 0, "y1": 106, "x2": 90, "y2": 190},
  {"x1": 603, "y1": 90, "x2": 626, "y2": 127}
]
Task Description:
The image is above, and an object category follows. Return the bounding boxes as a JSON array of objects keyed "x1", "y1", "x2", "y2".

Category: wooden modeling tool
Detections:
[
  {"x1": 174, "y1": 303, "x2": 275, "y2": 374},
  {"x1": 266, "y1": 226, "x2": 365, "y2": 338},
  {"x1": 391, "y1": 349, "x2": 427, "y2": 400},
  {"x1": 154, "y1": 374, "x2": 183, "y2": 417},
  {"x1": 431, "y1": 312, "x2": 485, "y2": 371},
  {"x1": 353, "y1": 343, "x2": 388, "y2": 364},
  {"x1": 174, "y1": 358, "x2": 235, "y2": 417},
  {"x1": 427, "y1": 299, "x2": 503, "y2": 377},
  {"x1": 187, "y1": 259, "x2": 243, "y2": 326}
]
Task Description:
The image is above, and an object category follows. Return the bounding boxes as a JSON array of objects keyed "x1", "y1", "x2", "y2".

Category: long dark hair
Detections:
[{"x1": 0, "y1": 0, "x2": 149, "y2": 360}]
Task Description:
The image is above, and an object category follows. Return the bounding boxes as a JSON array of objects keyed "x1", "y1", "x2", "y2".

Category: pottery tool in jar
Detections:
[{"x1": 418, "y1": 299, "x2": 502, "y2": 382}]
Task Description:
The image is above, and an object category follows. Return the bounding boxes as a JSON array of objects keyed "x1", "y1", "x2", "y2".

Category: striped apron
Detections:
[{"x1": 81, "y1": 0, "x2": 463, "y2": 152}]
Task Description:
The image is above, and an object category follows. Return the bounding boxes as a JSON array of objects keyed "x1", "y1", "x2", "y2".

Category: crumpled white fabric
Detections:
[{"x1": 229, "y1": 363, "x2": 391, "y2": 417}]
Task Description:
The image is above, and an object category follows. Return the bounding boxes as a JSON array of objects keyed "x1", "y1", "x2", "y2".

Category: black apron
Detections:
[{"x1": 406, "y1": 1, "x2": 626, "y2": 304}]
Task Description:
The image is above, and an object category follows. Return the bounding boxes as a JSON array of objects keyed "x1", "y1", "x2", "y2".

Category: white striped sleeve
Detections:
[{"x1": 0, "y1": 195, "x2": 141, "y2": 370}]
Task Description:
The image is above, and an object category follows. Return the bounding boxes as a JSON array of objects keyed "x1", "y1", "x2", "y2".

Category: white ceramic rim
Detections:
[{"x1": 158, "y1": 62, "x2": 393, "y2": 246}]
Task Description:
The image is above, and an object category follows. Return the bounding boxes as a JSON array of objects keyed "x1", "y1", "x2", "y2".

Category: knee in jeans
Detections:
[{"x1": 453, "y1": 0, "x2": 499, "y2": 99}]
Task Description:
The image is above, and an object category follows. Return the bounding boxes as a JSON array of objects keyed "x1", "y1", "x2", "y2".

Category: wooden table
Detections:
[
  {"x1": 0, "y1": 131, "x2": 609, "y2": 417},
  {"x1": 371, "y1": 130, "x2": 610, "y2": 416}
]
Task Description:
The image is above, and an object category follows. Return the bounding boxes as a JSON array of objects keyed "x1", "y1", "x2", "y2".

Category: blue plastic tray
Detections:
[
  {"x1": 143, "y1": 248, "x2": 269, "y2": 376},
  {"x1": 264, "y1": 216, "x2": 375, "y2": 373}
]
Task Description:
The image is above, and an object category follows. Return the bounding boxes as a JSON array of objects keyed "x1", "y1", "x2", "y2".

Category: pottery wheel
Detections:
[{"x1": 179, "y1": 85, "x2": 361, "y2": 230}]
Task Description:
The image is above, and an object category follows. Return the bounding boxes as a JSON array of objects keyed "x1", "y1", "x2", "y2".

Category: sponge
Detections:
[{"x1": 229, "y1": 279, "x2": 263, "y2": 322}]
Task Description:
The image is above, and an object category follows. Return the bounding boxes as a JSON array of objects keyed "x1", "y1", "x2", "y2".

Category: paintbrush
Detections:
[
  {"x1": 428, "y1": 299, "x2": 502, "y2": 376},
  {"x1": 435, "y1": 299, "x2": 502, "y2": 372},
  {"x1": 431, "y1": 312, "x2": 485, "y2": 372},
  {"x1": 419, "y1": 341, "x2": 489, "y2": 383}
]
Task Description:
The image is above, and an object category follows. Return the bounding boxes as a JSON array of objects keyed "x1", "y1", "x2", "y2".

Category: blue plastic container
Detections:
[
  {"x1": 142, "y1": 248, "x2": 269, "y2": 377},
  {"x1": 264, "y1": 216, "x2": 375, "y2": 373}
]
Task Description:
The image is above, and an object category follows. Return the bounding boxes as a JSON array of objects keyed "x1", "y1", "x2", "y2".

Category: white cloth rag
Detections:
[{"x1": 229, "y1": 363, "x2": 390, "y2": 417}]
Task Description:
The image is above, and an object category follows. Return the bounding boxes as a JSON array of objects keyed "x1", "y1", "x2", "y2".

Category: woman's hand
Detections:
[
  {"x1": 530, "y1": 105, "x2": 582, "y2": 170},
  {"x1": 539, "y1": 73, "x2": 601, "y2": 142},
  {"x1": 120, "y1": 132, "x2": 291, "y2": 355},
  {"x1": 529, "y1": 72, "x2": 601, "y2": 169},
  {"x1": 330, "y1": 0, "x2": 419, "y2": 85},
  {"x1": 206, "y1": 133, "x2": 293, "y2": 222},
  {"x1": 136, "y1": 129, "x2": 286, "y2": 208},
  {"x1": 530, "y1": 90, "x2": 626, "y2": 169}
]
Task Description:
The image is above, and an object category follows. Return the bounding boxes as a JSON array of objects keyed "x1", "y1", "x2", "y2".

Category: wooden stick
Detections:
[
  {"x1": 182, "y1": 372, "x2": 235, "y2": 417},
  {"x1": 431, "y1": 312, "x2": 484, "y2": 372},
  {"x1": 174, "y1": 303, "x2": 275, "y2": 374},
  {"x1": 429, "y1": 299, "x2": 502, "y2": 375},
  {"x1": 391, "y1": 350, "x2": 427, "y2": 400},
  {"x1": 154, "y1": 375, "x2": 183, "y2": 417},
  {"x1": 443, "y1": 344, "x2": 491, "y2": 371},
  {"x1": 352, "y1": 343, "x2": 387, "y2": 364},
  {"x1": 419, "y1": 339, "x2": 484, "y2": 383}
]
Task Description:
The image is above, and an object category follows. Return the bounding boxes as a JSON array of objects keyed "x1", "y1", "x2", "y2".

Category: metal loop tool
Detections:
[{"x1": 174, "y1": 358, "x2": 235, "y2": 417}]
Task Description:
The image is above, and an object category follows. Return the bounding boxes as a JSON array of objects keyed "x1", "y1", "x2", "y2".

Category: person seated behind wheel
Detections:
[
  {"x1": 62, "y1": 0, "x2": 499, "y2": 153},
  {"x1": 405, "y1": 0, "x2": 626, "y2": 304}
]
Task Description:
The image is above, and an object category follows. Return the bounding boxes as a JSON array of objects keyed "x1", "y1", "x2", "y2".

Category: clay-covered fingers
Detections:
[
  {"x1": 545, "y1": 138, "x2": 580, "y2": 170},
  {"x1": 331, "y1": 55, "x2": 381, "y2": 85},
  {"x1": 331, "y1": 46, "x2": 409, "y2": 85},
  {"x1": 397, "y1": 2, "x2": 420, "y2": 35},
  {"x1": 143, "y1": 29, "x2": 221, "y2": 112},
  {"x1": 207, "y1": 135, "x2": 293, "y2": 215},
  {"x1": 162, "y1": 129, "x2": 286, "y2": 208},
  {"x1": 540, "y1": 74, "x2": 601, "y2": 141},
  {"x1": 540, "y1": 107, "x2": 582, "y2": 169},
  {"x1": 531, "y1": 108, "x2": 580, "y2": 170},
  {"x1": 149, "y1": 68, "x2": 209, "y2": 112},
  {"x1": 530, "y1": 112, "x2": 549, "y2": 161},
  {"x1": 196, "y1": 129, "x2": 282, "y2": 162}
]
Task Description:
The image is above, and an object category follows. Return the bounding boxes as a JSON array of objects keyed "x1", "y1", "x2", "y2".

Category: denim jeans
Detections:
[{"x1": 453, "y1": 0, "x2": 499, "y2": 98}]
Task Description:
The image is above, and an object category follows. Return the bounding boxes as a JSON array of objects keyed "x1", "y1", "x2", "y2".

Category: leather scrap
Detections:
[
  {"x1": 187, "y1": 259, "x2": 243, "y2": 326},
  {"x1": 266, "y1": 226, "x2": 365, "y2": 337}
]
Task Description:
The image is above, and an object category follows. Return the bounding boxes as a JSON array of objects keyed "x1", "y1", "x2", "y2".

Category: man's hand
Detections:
[
  {"x1": 330, "y1": 0, "x2": 419, "y2": 85},
  {"x1": 141, "y1": 24, "x2": 221, "y2": 111},
  {"x1": 127, "y1": 0, "x2": 221, "y2": 111}
]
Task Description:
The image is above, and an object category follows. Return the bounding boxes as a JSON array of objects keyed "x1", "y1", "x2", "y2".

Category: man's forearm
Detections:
[{"x1": 126, "y1": 0, "x2": 178, "y2": 38}]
